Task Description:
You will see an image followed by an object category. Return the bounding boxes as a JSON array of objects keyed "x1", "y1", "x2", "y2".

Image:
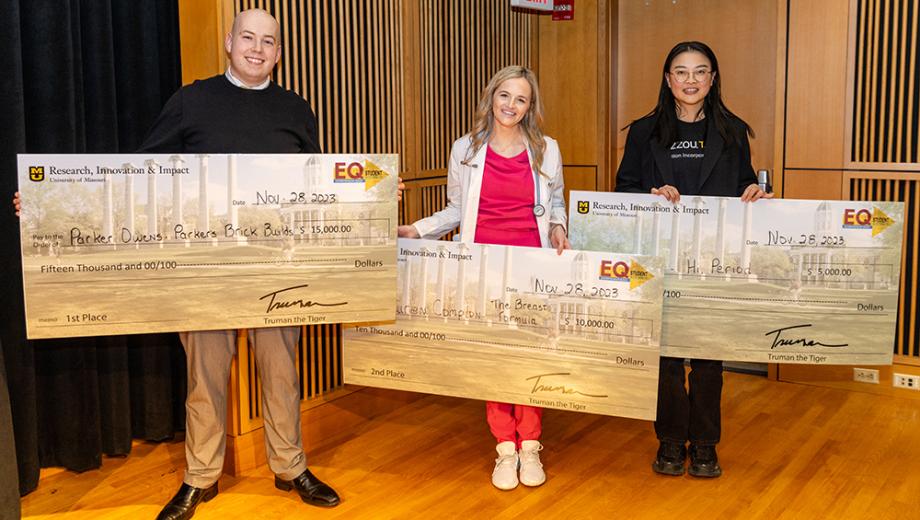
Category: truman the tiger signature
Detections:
[{"x1": 259, "y1": 284, "x2": 348, "y2": 314}]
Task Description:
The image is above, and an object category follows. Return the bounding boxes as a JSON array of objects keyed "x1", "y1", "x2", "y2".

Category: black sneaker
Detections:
[
  {"x1": 652, "y1": 441, "x2": 687, "y2": 476},
  {"x1": 688, "y1": 444, "x2": 722, "y2": 478}
]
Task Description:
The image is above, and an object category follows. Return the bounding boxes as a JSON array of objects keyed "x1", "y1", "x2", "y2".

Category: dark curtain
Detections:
[
  {"x1": 0, "y1": 0, "x2": 187, "y2": 499},
  {"x1": 0, "y1": 349, "x2": 18, "y2": 520}
]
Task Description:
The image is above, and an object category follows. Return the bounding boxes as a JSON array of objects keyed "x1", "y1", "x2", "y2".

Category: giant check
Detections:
[
  {"x1": 569, "y1": 192, "x2": 904, "y2": 364},
  {"x1": 344, "y1": 239, "x2": 664, "y2": 420},
  {"x1": 18, "y1": 154, "x2": 398, "y2": 338}
]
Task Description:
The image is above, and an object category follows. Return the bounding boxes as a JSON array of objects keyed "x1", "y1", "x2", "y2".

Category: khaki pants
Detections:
[{"x1": 180, "y1": 327, "x2": 306, "y2": 488}]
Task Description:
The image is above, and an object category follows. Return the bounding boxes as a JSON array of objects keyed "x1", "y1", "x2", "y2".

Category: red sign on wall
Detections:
[{"x1": 553, "y1": 0, "x2": 574, "y2": 21}]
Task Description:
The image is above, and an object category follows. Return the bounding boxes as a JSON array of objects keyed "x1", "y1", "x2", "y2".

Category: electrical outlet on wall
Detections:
[
  {"x1": 892, "y1": 373, "x2": 920, "y2": 390},
  {"x1": 853, "y1": 368, "x2": 879, "y2": 384}
]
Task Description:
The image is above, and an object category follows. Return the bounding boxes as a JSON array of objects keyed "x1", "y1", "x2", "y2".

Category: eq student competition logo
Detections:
[
  {"x1": 333, "y1": 160, "x2": 388, "y2": 191},
  {"x1": 29, "y1": 166, "x2": 45, "y2": 182},
  {"x1": 842, "y1": 207, "x2": 895, "y2": 237},
  {"x1": 598, "y1": 259, "x2": 654, "y2": 290},
  {"x1": 577, "y1": 200, "x2": 590, "y2": 214}
]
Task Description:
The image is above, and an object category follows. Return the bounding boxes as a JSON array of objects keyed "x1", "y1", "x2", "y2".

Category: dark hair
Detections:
[{"x1": 629, "y1": 41, "x2": 753, "y2": 147}]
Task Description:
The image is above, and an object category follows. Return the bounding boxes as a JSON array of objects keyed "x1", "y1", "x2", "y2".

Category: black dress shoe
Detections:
[
  {"x1": 688, "y1": 444, "x2": 723, "y2": 478},
  {"x1": 275, "y1": 468, "x2": 341, "y2": 508},
  {"x1": 156, "y1": 482, "x2": 218, "y2": 520},
  {"x1": 652, "y1": 441, "x2": 687, "y2": 476}
]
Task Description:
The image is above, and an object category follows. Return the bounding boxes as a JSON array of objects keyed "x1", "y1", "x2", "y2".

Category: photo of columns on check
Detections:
[
  {"x1": 16, "y1": 153, "x2": 399, "y2": 339},
  {"x1": 568, "y1": 192, "x2": 905, "y2": 365},
  {"x1": 344, "y1": 239, "x2": 665, "y2": 420}
]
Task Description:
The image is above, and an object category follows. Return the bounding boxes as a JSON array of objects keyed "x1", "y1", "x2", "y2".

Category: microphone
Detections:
[{"x1": 757, "y1": 169, "x2": 771, "y2": 193}]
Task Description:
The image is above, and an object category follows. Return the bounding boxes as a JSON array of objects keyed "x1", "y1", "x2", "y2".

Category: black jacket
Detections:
[{"x1": 615, "y1": 114, "x2": 757, "y2": 197}]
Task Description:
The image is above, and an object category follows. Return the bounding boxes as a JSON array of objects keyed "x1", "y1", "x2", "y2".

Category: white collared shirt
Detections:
[{"x1": 225, "y1": 68, "x2": 270, "y2": 90}]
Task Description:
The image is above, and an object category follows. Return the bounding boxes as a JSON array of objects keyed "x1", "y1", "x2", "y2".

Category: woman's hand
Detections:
[
  {"x1": 651, "y1": 185, "x2": 680, "y2": 203},
  {"x1": 550, "y1": 224, "x2": 570, "y2": 255},
  {"x1": 397, "y1": 177, "x2": 405, "y2": 202},
  {"x1": 397, "y1": 225, "x2": 420, "y2": 238},
  {"x1": 12, "y1": 192, "x2": 21, "y2": 217},
  {"x1": 740, "y1": 184, "x2": 774, "y2": 202}
]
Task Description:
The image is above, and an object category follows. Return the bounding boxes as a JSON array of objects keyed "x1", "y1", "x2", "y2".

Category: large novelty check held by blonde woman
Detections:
[
  {"x1": 569, "y1": 192, "x2": 904, "y2": 365},
  {"x1": 17, "y1": 153, "x2": 398, "y2": 339},
  {"x1": 344, "y1": 239, "x2": 665, "y2": 420}
]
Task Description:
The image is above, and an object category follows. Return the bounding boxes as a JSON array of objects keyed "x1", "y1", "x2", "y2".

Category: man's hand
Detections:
[
  {"x1": 397, "y1": 177, "x2": 405, "y2": 202},
  {"x1": 651, "y1": 185, "x2": 680, "y2": 203},
  {"x1": 12, "y1": 192, "x2": 21, "y2": 217},
  {"x1": 550, "y1": 224, "x2": 570, "y2": 255},
  {"x1": 740, "y1": 184, "x2": 774, "y2": 202},
  {"x1": 397, "y1": 225, "x2": 420, "y2": 238}
]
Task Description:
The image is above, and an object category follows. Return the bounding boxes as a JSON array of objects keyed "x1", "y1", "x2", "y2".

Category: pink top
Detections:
[{"x1": 474, "y1": 146, "x2": 541, "y2": 247}]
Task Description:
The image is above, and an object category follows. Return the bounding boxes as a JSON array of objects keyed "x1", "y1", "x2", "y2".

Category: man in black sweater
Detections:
[{"x1": 148, "y1": 9, "x2": 340, "y2": 520}]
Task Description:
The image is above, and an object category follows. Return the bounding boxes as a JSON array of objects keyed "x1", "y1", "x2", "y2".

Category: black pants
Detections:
[{"x1": 654, "y1": 356, "x2": 723, "y2": 445}]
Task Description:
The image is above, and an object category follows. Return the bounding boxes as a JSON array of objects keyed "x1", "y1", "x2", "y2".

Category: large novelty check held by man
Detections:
[
  {"x1": 569, "y1": 191, "x2": 904, "y2": 365},
  {"x1": 344, "y1": 239, "x2": 664, "y2": 420},
  {"x1": 18, "y1": 154, "x2": 398, "y2": 339}
]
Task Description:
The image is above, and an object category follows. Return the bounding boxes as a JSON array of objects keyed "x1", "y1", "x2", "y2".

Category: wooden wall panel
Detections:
[
  {"x1": 616, "y1": 1, "x2": 778, "y2": 181},
  {"x1": 537, "y1": 3, "x2": 599, "y2": 168},
  {"x1": 779, "y1": 0, "x2": 920, "y2": 392},
  {"x1": 785, "y1": 0, "x2": 850, "y2": 169},
  {"x1": 178, "y1": 0, "x2": 227, "y2": 83},
  {"x1": 784, "y1": 0, "x2": 920, "y2": 360},
  {"x1": 783, "y1": 170, "x2": 844, "y2": 200},
  {"x1": 562, "y1": 167, "x2": 598, "y2": 208},
  {"x1": 239, "y1": 0, "x2": 405, "y2": 158},
  {"x1": 771, "y1": 0, "x2": 788, "y2": 197},
  {"x1": 846, "y1": 173, "x2": 920, "y2": 361},
  {"x1": 850, "y1": 0, "x2": 920, "y2": 166},
  {"x1": 535, "y1": 0, "x2": 611, "y2": 192},
  {"x1": 417, "y1": 0, "x2": 532, "y2": 173}
]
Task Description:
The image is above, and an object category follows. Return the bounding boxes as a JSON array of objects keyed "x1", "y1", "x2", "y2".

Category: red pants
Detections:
[{"x1": 486, "y1": 402, "x2": 542, "y2": 448}]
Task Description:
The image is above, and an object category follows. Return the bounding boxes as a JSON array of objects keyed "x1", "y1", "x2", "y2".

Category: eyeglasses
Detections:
[{"x1": 669, "y1": 69, "x2": 712, "y2": 83}]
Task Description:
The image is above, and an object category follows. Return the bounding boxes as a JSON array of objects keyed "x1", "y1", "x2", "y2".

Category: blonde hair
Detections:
[{"x1": 464, "y1": 66, "x2": 547, "y2": 176}]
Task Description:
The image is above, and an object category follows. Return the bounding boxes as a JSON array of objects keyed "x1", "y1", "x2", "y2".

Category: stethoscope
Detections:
[
  {"x1": 472, "y1": 152, "x2": 545, "y2": 217},
  {"x1": 532, "y1": 177, "x2": 545, "y2": 216}
]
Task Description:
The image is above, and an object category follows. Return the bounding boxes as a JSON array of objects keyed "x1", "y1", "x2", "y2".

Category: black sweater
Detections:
[
  {"x1": 138, "y1": 75, "x2": 320, "y2": 154},
  {"x1": 615, "y1": 114, "x2": 756, "y2": 197}
]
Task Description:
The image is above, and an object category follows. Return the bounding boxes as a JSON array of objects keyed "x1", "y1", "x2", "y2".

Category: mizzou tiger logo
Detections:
[
  {"x1": 577, "y1": 200, "x2": 589, "y2": 214},
  {"x1": 29, "y1": 166, "x2": 45, "y2": 182}
]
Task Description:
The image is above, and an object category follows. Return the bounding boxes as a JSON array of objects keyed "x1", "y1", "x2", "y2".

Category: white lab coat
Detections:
[{"x1": 413, "y1": 134, "x2": 567, "y2": 247}]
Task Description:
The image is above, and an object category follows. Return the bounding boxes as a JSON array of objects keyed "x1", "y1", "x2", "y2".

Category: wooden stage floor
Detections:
[{"x1": 21, "y1": 372, "x2": 920, "y2": 519}]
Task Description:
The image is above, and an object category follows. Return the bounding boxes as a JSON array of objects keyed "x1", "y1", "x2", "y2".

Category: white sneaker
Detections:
[
  {"x1": 518, "y1": 440, "x2": 545, "y2": 487},
  {"x1": 491, "y1": 441, "x2": 519, "y2": 490}
]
